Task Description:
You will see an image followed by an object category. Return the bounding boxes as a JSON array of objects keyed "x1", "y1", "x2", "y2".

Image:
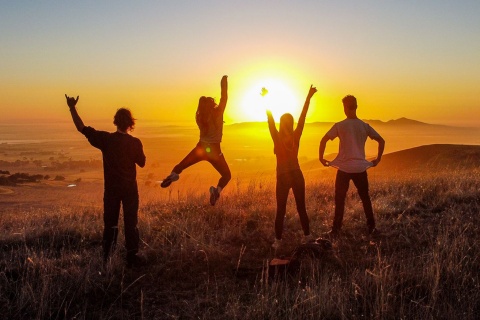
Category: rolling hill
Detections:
[
  {"x1": 301, "y1": 144, "x2": 480, "y2": 176},
  {"x1": 374, "y1": 144, "x2": 480, "y2": 173}
]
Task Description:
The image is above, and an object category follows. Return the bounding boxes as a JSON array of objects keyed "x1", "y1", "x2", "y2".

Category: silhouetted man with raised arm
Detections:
[
  {"x1": 65, "y1": 95, "x2": 146, "y2": 267},
  {"x1": 319, "y1": 95, "x2": 385, "y2": 236}
]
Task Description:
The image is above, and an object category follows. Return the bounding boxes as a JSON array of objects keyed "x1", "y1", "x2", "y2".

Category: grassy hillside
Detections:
[
  {"x1": 1, "y1": 145, "x2": 479, "y2": 319},
  {"x1": 375, "y1": 144, "x2": 480, "y2": 173}
]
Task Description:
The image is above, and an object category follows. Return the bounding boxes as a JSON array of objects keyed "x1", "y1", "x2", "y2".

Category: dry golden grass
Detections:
[{"x1": 1, "y1": 167, "x2": 479, "y2": 319}]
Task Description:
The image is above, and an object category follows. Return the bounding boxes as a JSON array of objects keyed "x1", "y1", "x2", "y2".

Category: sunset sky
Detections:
[{"x1": 1, "y1": 1, "x2": 479, "y2": 126}]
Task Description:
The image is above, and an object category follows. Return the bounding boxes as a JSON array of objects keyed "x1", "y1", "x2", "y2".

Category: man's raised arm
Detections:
[{"x1": 65, "y1": 94, "x2": 85, "y2": 132}]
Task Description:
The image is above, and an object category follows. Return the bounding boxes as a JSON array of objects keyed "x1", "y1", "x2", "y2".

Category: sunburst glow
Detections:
[{"x1": 239, "y1": 78, "x2": 301, "y2": 122}]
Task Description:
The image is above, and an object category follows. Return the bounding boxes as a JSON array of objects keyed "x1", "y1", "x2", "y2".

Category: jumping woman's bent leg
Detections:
[
  {"x1": 291, "y1": 170, "x2": 310, "y2": 236},
  {"x1": 209, "y1": 143, "x2": 231, "y2": 190},
  {"x1": 161, "y1": 142, "x2": 207, "y2": 188},
  {"x1": 172, "y1": 142, "x2": 207, "y2": 174}
]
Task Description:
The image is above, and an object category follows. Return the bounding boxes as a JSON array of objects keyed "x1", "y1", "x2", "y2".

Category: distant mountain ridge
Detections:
[
  {"x1": 363, "y1": 117, "x2": 449, "y2": 127},
  {"x1": 227, "y1": 118, "x2": 450, "y2": 128}
]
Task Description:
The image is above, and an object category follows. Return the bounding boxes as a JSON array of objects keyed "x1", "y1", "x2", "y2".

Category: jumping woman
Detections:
[
  {"x1": 161, "y1": 75, "x2": 231, "y2": 206},
  {"x1": 267, "y1": 85, "x2": 317, "y2": 249}
]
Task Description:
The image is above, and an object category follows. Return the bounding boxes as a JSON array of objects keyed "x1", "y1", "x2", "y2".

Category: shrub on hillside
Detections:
[{"x1": 0, "y1": 172, "x2": 44, "y2": 185}]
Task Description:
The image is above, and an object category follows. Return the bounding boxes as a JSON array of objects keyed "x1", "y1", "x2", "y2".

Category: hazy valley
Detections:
[{"x1": 1, "y1": 118, "x2": 479, "y2": 210}]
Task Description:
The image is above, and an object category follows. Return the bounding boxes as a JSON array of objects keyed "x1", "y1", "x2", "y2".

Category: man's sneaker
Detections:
[
  {"x1": 303, "y1": 234, "x2": 316, "y2": 243},
  {"x1": 160, "y1": 172, "x2": 179, "y2": 188},
  {"x1": 209, "y1": 186, "x2": 220, "y2": 206},
  {"x1": 272, "y1": 238, "x2": 282, "y2": 250}
]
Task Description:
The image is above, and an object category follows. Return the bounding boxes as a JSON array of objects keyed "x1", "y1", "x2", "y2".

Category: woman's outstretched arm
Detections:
[
  {"x1": 295, "y1": 85, "x2": 317, "y2": 137},
  {"x1": 65, "y1": 94, "x2": 85, "y2": 132},
  {"x1": 218, "y1": 75, "x2": 228, "y2": 111}
]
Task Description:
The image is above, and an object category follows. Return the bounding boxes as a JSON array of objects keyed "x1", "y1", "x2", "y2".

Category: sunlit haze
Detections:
[
  {"x1": 239, "y1": 78, "x2": 301, "y2": 121},
  {"x1": 1, "y1": 1, "x2": 480, "y2": 126}
]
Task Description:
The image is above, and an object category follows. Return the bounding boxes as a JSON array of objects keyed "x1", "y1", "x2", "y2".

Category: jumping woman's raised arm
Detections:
[
  {"x1": 218, "y1": 75, "x2": 228, "y2": 111},
  {"x1": 65, "y1": 94, "x2": 85, "y2": 132},
  {"x1": 295, "y1": 85, "x2": 317, "y2": 137}
]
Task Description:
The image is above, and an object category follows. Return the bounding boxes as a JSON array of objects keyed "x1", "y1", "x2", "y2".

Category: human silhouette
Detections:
[
  {"x1": 160, "y1": 75, "x2": 231, "y2": 206},
  {"x1": 65, "y1": 95, "x2": 146, "y2": 267},
  {"x1": 267, "y1": 85, "x2": 317, "y2": 249},
  {"x1": 319, "y1": 95, "x2": 385, "y2": 237}
]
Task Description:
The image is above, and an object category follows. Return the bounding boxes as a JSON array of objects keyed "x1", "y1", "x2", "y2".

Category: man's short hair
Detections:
[
  {"x1": 342, "y1": 95, "x2": 357, "y2": 110},
  {"x1": 114, "y1": 108, "x2": 136, "y2": 131}
]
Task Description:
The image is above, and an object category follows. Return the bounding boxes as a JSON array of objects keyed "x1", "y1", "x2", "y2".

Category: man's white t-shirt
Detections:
[{"x1": 325, "y1": 118, "x2": 381, "y2": 173}]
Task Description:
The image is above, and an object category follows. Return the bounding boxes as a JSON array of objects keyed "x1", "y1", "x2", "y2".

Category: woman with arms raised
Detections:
[{"x1": 267, "y1": 85, "x2": 317, "y2": 249}]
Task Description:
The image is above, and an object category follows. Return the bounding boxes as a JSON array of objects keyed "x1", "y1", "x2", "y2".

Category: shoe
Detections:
[
  {"x1": 272, "y1": 238, "x2": 282, "y2": 250},
  {"x1": 303, "y1": 234, "x2": 316, "y2": 243},
  {"x1": 126, "y1": 254, "x2": 147, "y2": 268},
  {"x1": 160, "y1": 172, "x2": 179, "y2": 188},
  {"x1": 209, "y1": 186, "x2": 220, "y2": 206}
]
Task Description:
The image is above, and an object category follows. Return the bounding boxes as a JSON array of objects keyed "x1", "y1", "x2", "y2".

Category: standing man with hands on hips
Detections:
[{"x1": 319, "y1": 95, "x2": 385, "y2": 237}]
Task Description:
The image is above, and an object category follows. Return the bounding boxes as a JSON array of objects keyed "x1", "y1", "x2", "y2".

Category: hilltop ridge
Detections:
[{"x1": 227, "y1": 118, "x2": 450, "y2": 128}]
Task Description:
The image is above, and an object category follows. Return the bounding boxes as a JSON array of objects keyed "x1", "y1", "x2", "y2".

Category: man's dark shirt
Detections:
[{"x1": 82, "y1": 126, "x2": 146, "y2": 189}]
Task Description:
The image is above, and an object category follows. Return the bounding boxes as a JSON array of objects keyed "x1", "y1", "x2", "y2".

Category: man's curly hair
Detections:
[{"x1": 114, "y1": 108, "x2": 136, "y2": 131}]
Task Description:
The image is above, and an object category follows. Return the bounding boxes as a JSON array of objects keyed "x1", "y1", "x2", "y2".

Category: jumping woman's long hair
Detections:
[
  {"x1": 196, "y1": 96, "x2": 216, "y2": 131},
  {"x1": 279, "y1": 113, "x2": 295, "y2": 152}
]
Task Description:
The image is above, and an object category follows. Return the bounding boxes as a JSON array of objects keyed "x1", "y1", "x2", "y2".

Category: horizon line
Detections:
[{"x1": 0, "y1": 117, "x2": 476, "y2": 128}]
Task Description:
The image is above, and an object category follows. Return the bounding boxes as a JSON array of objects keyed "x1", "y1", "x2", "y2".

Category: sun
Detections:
[{"x1": 239, "y1": 78, "x2": 301, "y2": 122}]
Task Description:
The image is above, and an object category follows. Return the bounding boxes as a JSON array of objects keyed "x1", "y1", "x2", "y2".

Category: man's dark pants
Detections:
[
  {"x1": 333, "y1": 170, "x2": 375, "y2": 232},
  {"x1": 103, "y1": 184, "x2": 140, "y2": 261}
]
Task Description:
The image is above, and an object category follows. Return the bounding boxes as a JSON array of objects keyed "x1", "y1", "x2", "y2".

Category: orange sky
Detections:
[{"x1": 1, "y1": 2, "x2": 479, "y2": 126}]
